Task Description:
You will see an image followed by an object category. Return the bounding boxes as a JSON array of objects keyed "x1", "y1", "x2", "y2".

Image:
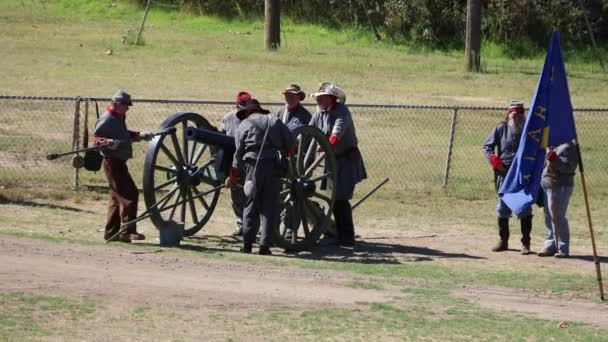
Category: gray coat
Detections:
[
  {"x1": 310, "y1": 103, "x2": 367, "y2": 200},
  {"x1": 93, "y1": 111, "x2": 133, "y2": 161},
  {"x1": 219, "y1": 109, "x2": 241, "y2": 137},
  {"x1": 482, "y1": 122, "x2": 521, "y2": 173},
  {"x1": 272, "y1": 104, "x2": 312, "y2": 132},
  {"x1": 541, "y1": 142, "x2": 578, "y2": 188},
  {"x1": 232, "y1": 113, "x2": 295, "y2": 173}
]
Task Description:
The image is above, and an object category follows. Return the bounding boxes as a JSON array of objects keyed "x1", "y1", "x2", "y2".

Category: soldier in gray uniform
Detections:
[
  {"x1": 225, "y1": 99, "x2": 295, "y2": 255},
  {"x1": 537, "y1": 141, "x2": 578, "y2": 258},
  {"x1": 310, "y1": 83, "x2": 367, "y2": 247},
  {"x1": 482, "y1": 101, "x2": 533, "y2": 254},
  {"x1": 272, "y1": 84, "x2": 312, "y2": 235},
  {"x1": 92, "y1": 90, "x2": 153, "y2": 243},
  {"x1": 218, "y1": 91, "x2": 251, "y2": 237}
]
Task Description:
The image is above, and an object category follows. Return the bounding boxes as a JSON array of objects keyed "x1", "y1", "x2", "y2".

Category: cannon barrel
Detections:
[
  {"x1": 185, "y1": 126, "x2": 235, "y2": 178},
  {"x1": 185, "y1": 126, "x2": 235, "y2": 149}
]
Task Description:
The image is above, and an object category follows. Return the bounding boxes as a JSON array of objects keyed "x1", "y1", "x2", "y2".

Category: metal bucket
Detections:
[{"x1": 159, "y1": 220, "x2": 184, "y2": 247}]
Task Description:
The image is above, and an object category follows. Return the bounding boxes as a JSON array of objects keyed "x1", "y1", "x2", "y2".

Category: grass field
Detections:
[{"x1": 1, "y1": 1, "x2": 608, "y2": 340}]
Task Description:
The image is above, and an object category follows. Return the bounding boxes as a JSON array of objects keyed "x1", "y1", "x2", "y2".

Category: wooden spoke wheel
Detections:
[
  {"x1": 142, "y1": 112, "x2": 221, "y2": 237},
  {"x1": 273, "y1": 126, "x2": 337, "y2": 252}
]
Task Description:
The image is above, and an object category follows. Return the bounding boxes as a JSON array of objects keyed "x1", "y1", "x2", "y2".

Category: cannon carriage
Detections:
[{"x1": 141, "y1": 112, "x2": 338, "y2": 251}]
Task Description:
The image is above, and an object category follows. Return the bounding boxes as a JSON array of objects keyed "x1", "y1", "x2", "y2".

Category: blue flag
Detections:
[{"x1": 499, "y1": 31, "x2": 577, "y2": 214}]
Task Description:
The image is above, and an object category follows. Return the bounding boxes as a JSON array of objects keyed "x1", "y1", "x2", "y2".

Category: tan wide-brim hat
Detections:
[
  {"x1": 282, "y1": 84, "x2": 306, "y2": 101},
  {"x1": 310, "y1": 82, "x2": 346, "y2": 103}
]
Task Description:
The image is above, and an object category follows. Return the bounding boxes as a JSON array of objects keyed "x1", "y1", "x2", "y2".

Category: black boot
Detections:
[
  {"x1": 520, "y1": 215, "x2": 533, "y2": 255},
  {"x1": 491, "y1": 218, "x2": 509, "y2": 252},
  {"x1": 335, "y1": 200, "x2": 355, "y2": 247},
  {"x1": 258, "y1": 245, "x2": 272, "y2": 255},
  {"x1": 240, "y1": 243, "x2": 252, "y2": 254}
]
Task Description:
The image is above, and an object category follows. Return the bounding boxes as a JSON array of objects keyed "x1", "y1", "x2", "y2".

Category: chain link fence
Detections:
[{"x1": 1, "y1": 95, "x2": 607, "y2": 203}]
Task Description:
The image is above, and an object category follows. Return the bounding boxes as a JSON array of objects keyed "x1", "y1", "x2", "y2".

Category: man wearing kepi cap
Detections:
[
  {"x1": 92, "y1": 89, "x2": 153, "y2": 243},
  {"x1": 225, "y1": 99, "x2": 295, "y2": 255},
  {"x1": 218, "y1": 91, "x2": 252, "y2": 237},
  {"x1": 310, "y1": 82, "x2": 366, "y2": 247},
  {"x1": 482, "y1": 100, "x2": 534, "y2": 254},
  {"x1": 272, "y1": 84, "x2": 312, "y2": 237}
]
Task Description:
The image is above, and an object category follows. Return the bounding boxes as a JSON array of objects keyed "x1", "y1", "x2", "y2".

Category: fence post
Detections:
[
  {"x1": 442, "y1": 107, "x2": 459, "y2": 188},
  {"x1": 71, "y1": 97, "x2": 81, "y2": 191}
]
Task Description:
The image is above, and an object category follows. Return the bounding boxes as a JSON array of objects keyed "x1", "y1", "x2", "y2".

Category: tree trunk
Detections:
[
  {"x1": 465, "y1": 0, "x2": 481, "y2": 72},
  {"x1": 264, "y1": 0, "x2": 280, "y2": 50}
]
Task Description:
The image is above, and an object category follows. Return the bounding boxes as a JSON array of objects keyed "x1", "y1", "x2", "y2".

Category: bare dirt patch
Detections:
[
  {"x1": 0, "y1": 236, "x2": 401, "y2": 312},
  {"x1": 454, "y1": 286, "x2": 608, "y2": 329}
]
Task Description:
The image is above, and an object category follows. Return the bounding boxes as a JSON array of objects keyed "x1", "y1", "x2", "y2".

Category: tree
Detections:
[
  {"x1": 465, "y1": 0, "x2": 481, "y2": 72},
  {"x1": 264, "y1": 0, "x2": 280, "y2": 50}
]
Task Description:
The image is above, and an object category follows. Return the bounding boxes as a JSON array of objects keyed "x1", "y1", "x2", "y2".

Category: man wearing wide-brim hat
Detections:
[
  {"x1": 309, "y1": 82, "x2": 366, "y2": 247},
  {"x1": 272, "y1": 84, "x2": 313, "y2": 235},
  {"x1": 226, "y1": 99, "x2": 296, "y2": 255},
  {"x1": 273, "y1": 84, "x2": 312, "y2": 131}
]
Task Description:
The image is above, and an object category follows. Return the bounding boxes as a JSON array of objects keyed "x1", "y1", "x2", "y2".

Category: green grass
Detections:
[
  {"x1": 0, "y1": 292, "x2": 96, "y2": 340},
  {"x1": 1, "y1": 0, "x2": 606, "y2": 105},
  {"x1": 253, "y1": 282, "x2": 607, "y2": 341}
]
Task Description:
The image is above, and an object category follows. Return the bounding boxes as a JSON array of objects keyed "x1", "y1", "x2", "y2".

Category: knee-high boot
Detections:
[
  {"x1": 491, "y1": 218, "x2": 510, "y2": 252},
  {"x1": 520, "y1": 215, "x2": 533, "y2": 255}
]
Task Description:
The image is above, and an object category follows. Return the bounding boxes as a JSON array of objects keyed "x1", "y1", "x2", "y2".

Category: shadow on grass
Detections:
[
  {"x1": 567, "y1": 254, "x2": 608, "y2": 263},
  {"x1": 172, "y1": 234, "x2": 486, "y2": 265},
  {"x1": 284, "y1": 239, "x2": 486, "y2": 265},
  {"x1": 0, "y1": 197, "x2": 96, "y2": 214}
]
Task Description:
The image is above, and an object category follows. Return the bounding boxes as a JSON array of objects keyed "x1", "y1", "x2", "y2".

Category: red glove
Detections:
[
  {"x1": 489, "y1": 154, "x2": 503, "y2": 169},
  {"x1": 546, "y1": 151, "x2": 557, "y2": 162},
  {"x1": 328, "y1": 134, "x2": 339, "y2": 148},
  {"x1": 225, "y1": 168, "x2": 241, "y2": 188}
]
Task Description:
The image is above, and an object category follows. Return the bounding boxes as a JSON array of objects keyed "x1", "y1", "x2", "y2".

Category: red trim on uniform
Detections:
[
  {"x1": 230, "y1": 167, "x2": 240, "y2": 178},
  {"x1": 329, "y1": 134, "x2": 339, "y2": 147},
  {"x1": 547, "y1": 151, "x2": 557, "y2": 162},
  {"x1": 107, "y1": 106, "x2": 125, "y2": 118},
  {"x1": 489, "y1": 154, "x2": 503, "y2": 169}
]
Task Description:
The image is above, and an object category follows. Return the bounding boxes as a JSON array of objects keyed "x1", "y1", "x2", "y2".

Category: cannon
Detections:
[{"x1": 139, "y1": 112, "x2": 338, "y2": 251}]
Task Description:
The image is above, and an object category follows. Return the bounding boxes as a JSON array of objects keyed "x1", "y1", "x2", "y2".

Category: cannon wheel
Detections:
[
  {"x1": 142, "y1": 112, "x2": 221, "y2": 237},
  {"x1": 273, "y1": 126, "x2": 337, "y2": 252}
]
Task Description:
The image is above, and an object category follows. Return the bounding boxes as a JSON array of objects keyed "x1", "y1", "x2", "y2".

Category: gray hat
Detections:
[
  {"x1": 310, "y1": 82, "x2": 346, "y2": 103},
  {"x1": 111, "y1": 89, "x2": 133, "y2": 106}
]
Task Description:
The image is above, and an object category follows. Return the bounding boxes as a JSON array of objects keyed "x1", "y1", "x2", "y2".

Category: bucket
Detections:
[{"x1": 159, "y1": 220, "x2": 184, "y2": 247}]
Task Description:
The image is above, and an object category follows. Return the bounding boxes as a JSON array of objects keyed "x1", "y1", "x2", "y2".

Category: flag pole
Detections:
[{"x1": 574, "y1": 140, "x2": 604, "y2": 300}]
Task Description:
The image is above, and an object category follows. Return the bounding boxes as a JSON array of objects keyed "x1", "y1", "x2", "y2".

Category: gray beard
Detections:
[{"x1": 508, "y1": 120, "x2": 523, "y2": 135}]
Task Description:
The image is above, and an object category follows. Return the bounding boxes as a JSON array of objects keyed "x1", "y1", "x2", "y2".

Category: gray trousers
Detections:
[
  {"x1": 242, "y1": 159, "x2": 280, "y2": 247},
  {"x1": 230, "y1": 186, "x2": 246, "y2": 231}
]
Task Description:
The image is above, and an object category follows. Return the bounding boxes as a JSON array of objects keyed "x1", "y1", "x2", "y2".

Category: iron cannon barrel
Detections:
[{"x1": 184, "y1": 126, "x2": 235, "y2": 149}]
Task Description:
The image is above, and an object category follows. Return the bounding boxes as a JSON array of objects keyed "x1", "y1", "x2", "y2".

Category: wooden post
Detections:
[
  {"x1": 442, "y1": 108, "x2": 458, "y2": 188},
  {"x1": 465, "y1": 0, "x2": 481, "y2": 72},
  {"x1": 577, "y1": 0, "x2": 605, "y2": 71},
  {"x1": 72, "y1": 98, "x2": 81, "y2": 191},
  {"x1": 136, "y1": 0, "x2": 152, "y2": 46},
  {"x1": 264, "y1": 0, "x2": 280, "y2": 50}
]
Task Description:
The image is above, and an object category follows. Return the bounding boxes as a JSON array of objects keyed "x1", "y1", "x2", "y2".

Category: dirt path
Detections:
[
  {"x1": 0, "y1": 236, "x2": 400, "y2": 311},
  {"x1": 1, "y1": 235, "x2": 607, "y2": 330}
]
